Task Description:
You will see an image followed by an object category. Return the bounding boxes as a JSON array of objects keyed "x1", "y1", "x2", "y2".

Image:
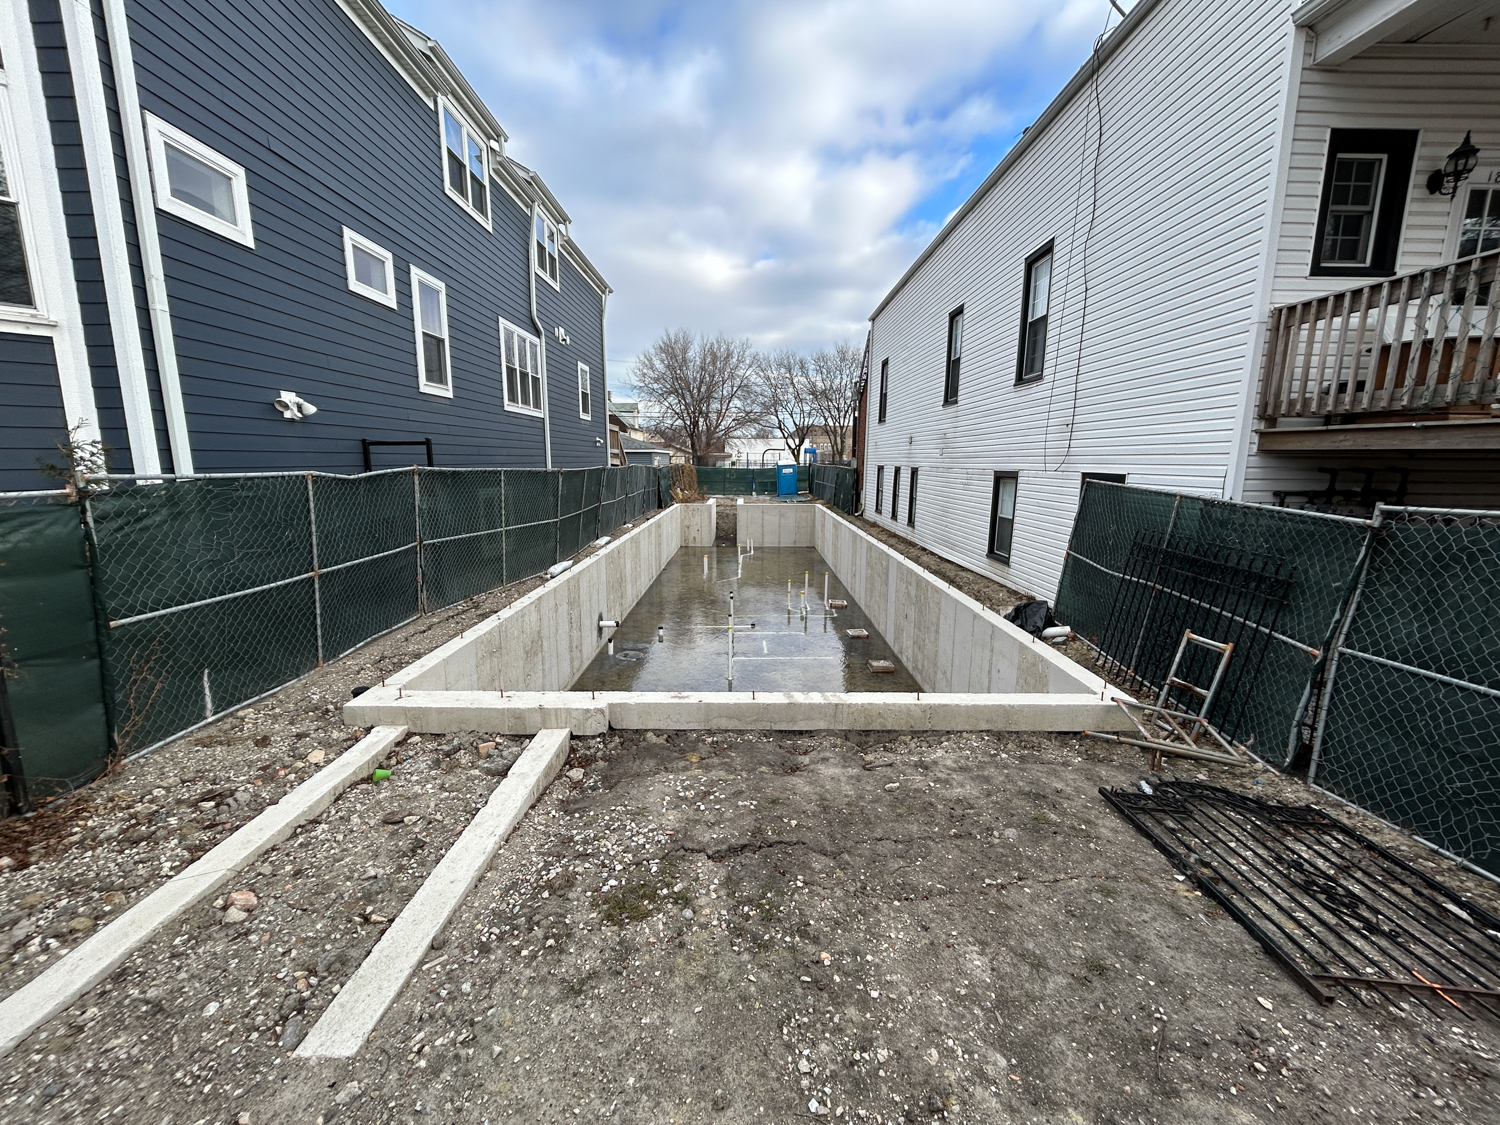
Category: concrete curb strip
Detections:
[
  {"x1": 0, "y1": 724, "x2": 410, "y2": 1061},
  {"x1": 294, "y1": 728, "x2": 572, "y2": 1059}
]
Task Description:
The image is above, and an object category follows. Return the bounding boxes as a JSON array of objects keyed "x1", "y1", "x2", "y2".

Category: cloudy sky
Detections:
[{"x1": 384, "y1": 0, "x2": 1129, "y2": 393}]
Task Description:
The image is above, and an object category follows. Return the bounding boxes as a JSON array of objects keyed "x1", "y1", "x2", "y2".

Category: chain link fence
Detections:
[
  {"x1": 85, "y1": 465, "x2": 668, "y2": 754},
  {"x1": 809, "y1": 464, "x2": 858, "y2": 514},
  {"x1": 694, "y1": 466, "x2": 810, "y2": 496},
  {"x1": 1308, "y1": 506, "x2": 1500, "y2": 877},
  {"x1": 1059, "y1": 482, "x2": 1500, "y2": 878}
]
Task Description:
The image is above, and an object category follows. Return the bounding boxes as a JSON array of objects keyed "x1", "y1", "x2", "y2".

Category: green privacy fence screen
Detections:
[
  {"x1": 0, "y1": 498, "x2": 110, "y2": 806},
  {"x1": 809, "y1": 465, "x2": 858, "y2": 514},
  {"x1": 85, "y1": 465, "x2": 669, "y2": 755},
  {"x1": 1057, "y1": 482, "x2": 1500, "y2": 877},
  {"x1": 694, "y1": 466, "x2": 810, "y2": 496}
]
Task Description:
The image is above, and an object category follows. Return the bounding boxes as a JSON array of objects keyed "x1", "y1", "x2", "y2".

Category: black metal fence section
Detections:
[
  {"x1": 1308, "y1": 506, "x2": 1500, "y2": 878},
  {"x1": 86, "y1": 465, "x2": 668, "y2": 754},
  {"x1": 1101, "y1": 780, "x2": 1500, "y2": 1017},
  {"x1": 809, "y1": 464, "x2": 858, "y2": 514},
  {"x1": 1057, "y1": 481, "x2": 1371, "y2": 763},
  {"x1": 1094, "y1": 529, "x2": 1296, "y2": 741}
]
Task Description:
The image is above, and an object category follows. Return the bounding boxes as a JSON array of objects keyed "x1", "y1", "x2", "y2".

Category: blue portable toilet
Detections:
[{"x1": 777, "y1": 463, "x2": 798, "y2": 497}]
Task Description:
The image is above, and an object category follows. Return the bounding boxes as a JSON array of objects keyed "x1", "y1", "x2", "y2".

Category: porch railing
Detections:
[{"x1": 1259, "y1": 250, "x2": 1500, "y2": 421}]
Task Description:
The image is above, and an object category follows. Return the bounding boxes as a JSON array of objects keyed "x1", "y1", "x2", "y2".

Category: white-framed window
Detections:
[
  {"x1": 342, "y1": 226, "x2": 396, "y2": 308},
  {"x1": 0, "y1": 76, "x2": 36, "y2": 311},
  {"x1": 143, "y1": 113, "x2": 254, "y2": 247},
  {"x1": 1457, "y1": 184, "x2": 1500, "y2": 258},
  {"x1": 577, "y1": 362, "x2": 591, "y2": 419},
  {"x1": 499, "y1": 317, "x2": 543, "y2": 415},
  {"x1": 534, "y1": 213, "x2": 559, "y2": 287},
  {"x1": 440, "y1": 99, "x2": 490, "y2": 227},
  {"x1": 411, "y1": 267, "x2": 451, "y2": 396}
]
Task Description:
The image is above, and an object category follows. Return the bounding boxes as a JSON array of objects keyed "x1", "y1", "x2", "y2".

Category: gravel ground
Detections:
[
  {"x1": 0, "y1": 512, "x2": 665, "y2": 990},
  {"x1": 5, "y1": 730, "x2": 1496, "y2": 1125}
]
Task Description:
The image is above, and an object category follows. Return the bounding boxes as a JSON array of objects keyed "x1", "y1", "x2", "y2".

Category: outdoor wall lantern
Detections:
[{"x1": 1428, "y1": 131, "x2": 1481, "y2": 196}]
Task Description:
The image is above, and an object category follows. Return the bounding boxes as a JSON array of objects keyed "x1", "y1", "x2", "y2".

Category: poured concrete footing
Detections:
[{"x1": 344, "y1": 690, "x2": 1130, "y2": 735}]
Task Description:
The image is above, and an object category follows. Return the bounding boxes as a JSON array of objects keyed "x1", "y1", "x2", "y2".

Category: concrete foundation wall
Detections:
[
  {"x1": 392, "y1": 506, "x2": 681, "y2": 693},
  {"x1": 813, "y1": 507, "x2": 1114, "y2": 697},
  {"x1": 344, "y1": 690, "x2": 1129, "y2": 735},
  {"x1": 737, "y1": 500, "x2": 815, "y2": 547},
  {"x1": 680, "y1": 500, "x2": 715, "y2": 547}
]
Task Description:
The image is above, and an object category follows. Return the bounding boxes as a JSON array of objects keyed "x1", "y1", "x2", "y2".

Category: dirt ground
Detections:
[
  {"x1": 4, "y1": 501, "x2": 1500, "y2": 1124},
  {"x1": 4, "y1": 729, "x2": 1499, "y2": 1125}
]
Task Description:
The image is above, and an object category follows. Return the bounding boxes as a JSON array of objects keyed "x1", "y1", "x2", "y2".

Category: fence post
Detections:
[
  {"x1": 306, "y1": 473, "x2": 324, "y2": 665},
  {"x1": 555, "y1": 470, "x2": 563, "y2": 565},
  {"x1": 1304, "y1": 508, "x2": 1386, "y2": 782},
  {"x1": 413, "y1": 467, "x2": 426, "y2": 614}
]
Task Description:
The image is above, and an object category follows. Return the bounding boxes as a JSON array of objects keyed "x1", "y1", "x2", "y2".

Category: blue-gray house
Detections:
[{"x1": 0, "y1": 0, "x2": 611, "y2": 491}]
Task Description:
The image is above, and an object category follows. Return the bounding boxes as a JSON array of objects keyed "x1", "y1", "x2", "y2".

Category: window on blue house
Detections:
[
  {"x1": 535, "y1": 213, "x2": 560, "y2": 287},
  {"x1": 578, "y1": 362, "x2": 591, "y2": 419},
  {"x1": 412, "y1": 267, "x2": 451, "y2": 396},
  {"x1": 342, "y1": 227, "x2": 396, "y2": 309},
  {"x1": 0, "y1": 121, "x2": 34, "y2": 308},
  {"x1": 144, "y1": 113, "x2": 254, "y2": 248},
  {"x1": 441, "y1": 101, "x2": 490, "y2": 226},
  {"x1": 500, "y1": 318, "x2": 543, "y2": 415}
]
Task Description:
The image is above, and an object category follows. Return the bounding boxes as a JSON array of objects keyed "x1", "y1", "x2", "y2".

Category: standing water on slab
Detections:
[{"x1": 571, "y1": 546, "x2": 920, "y2": 692}]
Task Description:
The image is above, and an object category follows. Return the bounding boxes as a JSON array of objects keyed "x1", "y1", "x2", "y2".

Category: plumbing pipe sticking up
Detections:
[
  {"x1": 823, "y1": 572, "x2": 829, "y2": 608},
  {"x1": 608, "y1": 639, "x2": 614, "y2": 656},
  {"x1": 657, "y1": 624, "x2": 665, "y2": 643},
  {"x1": 703, "y1": 554, "x2": 708, "y2": 577}
]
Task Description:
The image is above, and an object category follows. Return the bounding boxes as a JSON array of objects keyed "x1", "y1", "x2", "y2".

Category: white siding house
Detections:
[{"x1": 863, "y1": 0, "x2": 1500, "y2": 600}]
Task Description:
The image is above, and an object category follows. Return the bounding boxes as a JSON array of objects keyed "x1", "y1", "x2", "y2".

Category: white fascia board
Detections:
[
  {"x1": 58, "y1": 0, "x2": 161, "y2": 474},
  {"x1": 388, "y1": 16, "x2": 509, "y2": 149},
  {"x1": 561, "y1": 241, "x2": 611, "y2": 298},
  {"x1": 1297, "y1": 0, "x2": 1494, "y2": 64},
  {"x1": 869, "y1": 0, "x2": 1168, "y2": 323},
  {"x1": 332, "y1": 0, "x2": 442, "y2": 106}
]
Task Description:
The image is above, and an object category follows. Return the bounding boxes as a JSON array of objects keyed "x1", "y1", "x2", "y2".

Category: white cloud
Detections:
[{"x1": 384, "y1": 0, "x2": 1126, "y2": 385}]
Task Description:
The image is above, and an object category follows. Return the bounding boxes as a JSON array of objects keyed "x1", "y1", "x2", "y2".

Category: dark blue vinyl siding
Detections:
[
  {"x1": 540, "y1": 252, "x2": 609, "y2": 467},
  {"x1": 123, "y1": 0, "x2": 608, "y2": 472},
  {"x1": 29, "y1": 0, "x2": 133, "y2": 472},
  {"x1": 0, "y1": 334, "x2": 70, "y2": 491}
]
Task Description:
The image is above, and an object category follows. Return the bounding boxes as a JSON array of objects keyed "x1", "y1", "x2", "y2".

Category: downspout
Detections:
[
  {"x1": 528, "y1": 200, "x2": 553, "y2": 470},
  {"x1": 100, "y1": 0, "x2": 195, "y2": 474},
  {"x1": 600, "y1": 289, "x2": 610, "y2": 466}
]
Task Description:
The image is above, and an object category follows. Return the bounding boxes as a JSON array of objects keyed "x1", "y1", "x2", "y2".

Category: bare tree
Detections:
[
  {"x1": 632, "y1": 329, "x2": 760, "y2": 466},
  {"x1": 747, "y1": 348, "x2": 822, "y2": 462},
  {"x1": 806, "y1": 341, "x2": 864, "y2": 464}
]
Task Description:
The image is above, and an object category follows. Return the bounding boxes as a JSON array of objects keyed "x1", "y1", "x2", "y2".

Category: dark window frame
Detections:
[
  {"x1": 987, "y1": 471, "x2": 1019, "y2": 563},
  {"x1": 1015, "y1": 240, "x2": 1053, "y2": 385},
  {"x1": 877, "y1": 358, "x2": 889, "y2": 423},
  {"x1": 906, "y1": 468, "x2": 918, "y2": 527},
  {"x1": 943, "y1": 307, "x2": 963, "y2": 405},
  {"x1": 1310, "y1": 129, "x2": 1417, "y2": 278},
  {"x1": 874, "y1": 465, "x2": 884, "y2": 514},
  {"x1": 890, "y1": 467, "x2": 902, "y2": 523}
]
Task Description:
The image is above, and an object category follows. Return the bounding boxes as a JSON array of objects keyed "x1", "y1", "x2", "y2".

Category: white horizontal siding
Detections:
[
  {"x1": 866, "y1": 0, "x2": 1293, "y2": 601},
  {"x1": 1270, "y1": 42, "x2": 1500, "y2": 307}
]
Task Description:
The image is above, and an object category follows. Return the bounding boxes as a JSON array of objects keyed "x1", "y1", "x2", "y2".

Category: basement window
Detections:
[
  {"x1": 501, "y1": 318, "x2": 543, "y2": 415},
  {"x1": 1311, "y1": 129, "x2": 1416, "y2": 277},
  {"x1": 144, "y1": 113, "x2": 254, "y2": 247},
  {"x1": 441, "y1": 100, "x2": 490, "y2": 226},
  {"x1": 987, "y1": 471, "x2": 1018, "y2": 563},
  {"x1": 342, "y1": 227, "x2": 396, "y2": 309},
  {"x1": 412, "y1": 267, "x2": 451, "y2": 396}
]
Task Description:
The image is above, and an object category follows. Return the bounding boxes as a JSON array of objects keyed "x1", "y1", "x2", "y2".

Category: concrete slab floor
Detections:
[{"x1": 35, "y1": 729, "x2": 1481, "y2": 1125}]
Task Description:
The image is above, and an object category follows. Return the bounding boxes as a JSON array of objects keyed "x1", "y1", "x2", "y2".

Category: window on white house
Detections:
[
  {"x1": 877, "y1": 358, "x2": 888, "y2": 423},
  {"x1": 874, "y1": 465, "x2": 884, "y2": 514},
  {"x1": 500, "y1": 318, "x2": 543, "y2": 414},
  {"x1": 577, "y1": 362, "x2": 591, "y2": 419},
  {"x1": 342, "y1": 227, "x2": 396, "y2": 308},
  {"x1": 1459, "y1": 186, "x2": 1500, "y2": 258},
  {"x1": 441, "y1": 102, "x2": 489, "y2": 223},
  {"x1": 535, "y1": 213, "x2": 559, "y2": 286},
  {"x1": 411, "y1": 268, "x2": 451, "y2": 395},
  {"x1": 943, "y1": 308, "x2": 963, "y2": 404},
  {"x1": 890, "y1": 467, "x2": 902, "y2": 523},
  {"x1": 906, "y1": 467, "x2": 918, "y2": 527},
  {"x1": 144, "y1": 113, "x2": 254, "y2": 247},
  {"x1": 1321, "y1": 156, "x2": 1385, "y2": 266},
  {"x1": 0, "y1": 122, "x2": 34, "y2": 308},
  {"x1": 1017, "y1": 243, "x2": 1051, "y2": 383},
  {"x1": 988, "y1": 471, "x2": 1018, "y2": 563}
]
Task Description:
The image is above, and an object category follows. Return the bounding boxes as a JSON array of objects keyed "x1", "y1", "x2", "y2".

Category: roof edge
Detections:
[{"x1": 868, "y1": 0, "x2": 1167, "y2": 323}]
